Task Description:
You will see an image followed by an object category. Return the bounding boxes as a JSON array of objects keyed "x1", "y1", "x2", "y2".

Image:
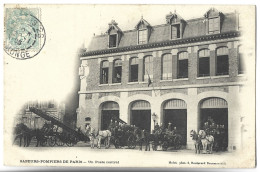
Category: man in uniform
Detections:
[
  {"x1": 154, "y1": 122, "x2": 159, "y2": 132},
  {"x1": 172, "y1": 126, "x2": 177, "y2": 135}
]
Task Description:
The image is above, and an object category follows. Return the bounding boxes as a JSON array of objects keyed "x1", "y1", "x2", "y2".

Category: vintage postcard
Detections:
[{"x1": 3, "y1": 4, "x2": 256, "y2": 168}]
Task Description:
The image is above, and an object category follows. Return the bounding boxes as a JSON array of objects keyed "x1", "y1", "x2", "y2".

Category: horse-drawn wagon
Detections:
[
  {"x1": 150, "y1": 128, "x2": 183, "y2": 151},
  {"x1": 28, "y1": 107, "x2": 88, "y2": 147}
]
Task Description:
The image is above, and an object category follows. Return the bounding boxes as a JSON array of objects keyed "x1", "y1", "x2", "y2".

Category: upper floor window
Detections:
[
  {"x1": 198, "y1": 49, "x2": 210, "y2": 77},
  {"x1": 138, "y1": 30, "x2": 147, "y2": 44},
  {"x1": 144, "y1": 56, "x2": 153, "y2": 81},
  {"x1": 162, "y1": 54, "x2": 172, "y2": 80},
  {"x1": 109, "y1": 34, "x2": 117, "y2": 48},
  {"x1": 238, "y1": 46, "x2": 245, "y2": 74},
  {"x1": 171, "y1": 24, "x2": 181, "y2": 39},
  {"x1": 216, "y1": 47, "x2": 229, "y2": 76},
  {"x1": 113, "y1": 59, "x2": 122, "y2": 83},
  {"x1": 130, "y1": 57, "x2": 139, "y2": 82},
  {"x1": 107, "y1": 20, "x2": 122, "y2": 48},
  {"x1": 101, "y1": 60, "x2": 109, "y2": 84},
  {"x1": 209, "y1": 17, "x2": 220, "y2": 34},
  {"x1": 178, "y1": 52, "x2": 188, "y2": 79}
]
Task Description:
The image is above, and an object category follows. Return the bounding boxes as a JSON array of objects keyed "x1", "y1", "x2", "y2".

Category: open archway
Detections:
[{"x1": 101, "y1": 101, "x2": 119, "y2": 130}]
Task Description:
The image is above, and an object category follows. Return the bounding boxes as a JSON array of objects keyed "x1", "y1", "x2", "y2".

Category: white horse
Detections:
[
  {"x1": 85, "y1": 125, "x2": 111, "y2": 149},
  {"x1": 198, "y1": 130, "x2": 214, "y2": 154}
]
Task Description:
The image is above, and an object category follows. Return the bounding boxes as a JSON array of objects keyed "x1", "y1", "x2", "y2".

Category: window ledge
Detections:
[
  {"x1": 238, "y1": 73, "x2": 246, "y2": 77},
  {"x1": 110, "y1": 83, "x2": 122, "y2": 86},
  {"x1": 160, "y1": 79, "x2": 173, "y2": 82},
  {"x1": 99, "y1": 84, "x2": 109, "y2": 87},
  {"x1": 127, "y1": 82, "x2": 139, "y2": 85},
  {"x1": 211, "y1": 75, "x2": 230, "y2": 79},
  {"x1": 197, "y1": 76, "x2": 211, "y2": 80},
  {"x1": 173, "y1": 78, "x2": 189, "y2": 81}
]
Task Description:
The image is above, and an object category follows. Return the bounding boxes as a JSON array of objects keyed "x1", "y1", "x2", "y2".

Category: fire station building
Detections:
[{"x1": 77, "y1": 8, "x2": 246, "y2": 150}]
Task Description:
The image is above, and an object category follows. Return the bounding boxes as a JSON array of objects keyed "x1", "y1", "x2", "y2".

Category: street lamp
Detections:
[{"x1": 152, "y1": 113, "x2": 157, "y2": 128}]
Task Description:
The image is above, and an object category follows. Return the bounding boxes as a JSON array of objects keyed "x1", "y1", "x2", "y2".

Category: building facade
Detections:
[
  {"x1": 77, "y1": 8, "x2": 246, "y2": 150},
  {"x1": 15, "y1": 100, "x2": 65, "y2": 129}
]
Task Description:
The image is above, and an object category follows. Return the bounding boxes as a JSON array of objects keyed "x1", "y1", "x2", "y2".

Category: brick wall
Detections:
[{"x1": 82, "y1": 41, "x2": 243, "y2": 92}]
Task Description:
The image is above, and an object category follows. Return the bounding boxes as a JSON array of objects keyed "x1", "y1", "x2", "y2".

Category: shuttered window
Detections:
[
  {"x1": 164, "y1": 99, "x2": 187, "y2": 109},
  {"x1": 216, "y1": 47, "x2": 229, "y2": 76},
  {"x1": 209, "y1": 17, "x2": 220, "y2": 34},
  {"x1": 131, "y1": 100, "x2": 151, "y2": 110},
  {"x1": 200, "y1": 97, "x2": 228, "y2": 109},
  {"x1": 162, "y1": 54, "x2": 173, "y2": 80},
  {"x1": 130, "y1": 57, "x2": 139, "y2": 82},
  {"x1": 178, "y1": 52, "x2": 188, "y2": 78},
  {"x1": 198, "y1": 49, "x2": 210, "y2": 77},
  {"x1": 138, "y1": 30, "x2": 147, "y2": 44},
  {"x1": 101, "y1": 60, "x2": 109, "y2": 84},
  {"x1": 144, "y1": 56, "x2": 153, "y2": 81},
  {"x1": 113, "y1": 59, "x2": 122, "y2": 83}
]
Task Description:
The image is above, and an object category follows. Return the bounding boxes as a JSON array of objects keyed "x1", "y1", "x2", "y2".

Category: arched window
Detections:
[
  {"x1": 130, "y1": 57, "x2": 139, "y2": 82},
  {"x1": 238, "y1": 46, "x2": 245, "y2": 74},
  {"x1": 144, "y1": 56, "x2": 153, "y2": 81},
  {"x1": 113, "y1": 59, "x2": 122, "y2": 83},
  {"x1": 162, "y1": 54, "x2": 172, "y2": 80},
  {"x1": 216, "y1": 47, "x2": 229, "y2": 76},
  {"x1": 100, "y1": 60, "x2": 109, "y2": 84},
  {"x1": 178, "y1": 52, "x2": 188, "y2": 78},
  {"x1": 198, "y1": 49, "x2": 210, "y2": 77}
]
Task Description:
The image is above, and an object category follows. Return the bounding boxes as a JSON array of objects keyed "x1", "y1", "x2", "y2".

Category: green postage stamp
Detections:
[{"x1": 4, "y1": 8, "x2": 46, "y2": 60}]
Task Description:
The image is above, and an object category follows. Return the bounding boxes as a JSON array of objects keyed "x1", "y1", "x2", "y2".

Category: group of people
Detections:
[
  {"x1": 202, "y1": 116, "x2": 228, "y2": 151},
  {"x1": 153, "y1": 122, "x2": 178, "y2": 136}
]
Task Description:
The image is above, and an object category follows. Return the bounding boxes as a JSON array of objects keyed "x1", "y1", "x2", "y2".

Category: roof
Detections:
[{"x1": 83, "y1": 12, "x2": 238, "y2": 56}]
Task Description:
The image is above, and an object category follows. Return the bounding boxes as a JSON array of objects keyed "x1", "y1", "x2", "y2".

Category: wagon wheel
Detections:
[
  {"x1": 127, "y1": 135, "x2": 136, "y2": 149},
  {"x1": 114, "y1": 138, "x2": 120, "y2": 149},
  {"x1": 174, "y1": 135, "x2": 182, "y2": 150},
  {"x1": 66, "y1": 138, "x2": 74, "y2": 147},
  {"x1": 48, "y1": 136, "x2": 56, "y2": 147},
  {"x1": 55, "y1": 135, "x2": 65, "y2": 146},
  {"x1": 40, "y1": 137, "x2": 47, "y2": 147},
  {"x1": 162, "y1": 141, "x2": 168, "y2": 151},
  {"x1": 152, "y1": 141, "x2": 157, "y2": 151}
]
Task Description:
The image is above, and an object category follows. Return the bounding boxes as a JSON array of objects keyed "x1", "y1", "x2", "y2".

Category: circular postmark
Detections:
[{"x1": 4, "y1": 8, "x2": 46, "y2": 60}]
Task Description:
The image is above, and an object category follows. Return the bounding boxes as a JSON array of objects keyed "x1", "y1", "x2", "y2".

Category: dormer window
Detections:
[
  {"x1": 166, "y1": 11, "x2": 185, "y2": 40},
  {"x1": 171, "y1": 24, "x2": 180, "y2": 39},
  {"x1": 209, "y1": 17, "x2": 220, "y2": 34},
  {"x1": 138, "y1": 29, "x2": 147, "y2": 44},
  {"x1": 109, "y1": 34, "x2": 117, "y2": 48},
  {"x1": 107, "y1": 20, "x2": 122, "y2": 48},
  {"x1": 135, "y1": 17, "x2": 151, "y2": 45},
  {"x1": 204, "y1": 8, "x2": 223, "y2": 34}
]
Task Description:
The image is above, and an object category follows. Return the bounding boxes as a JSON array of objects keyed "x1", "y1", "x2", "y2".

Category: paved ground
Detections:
[{"x1": 14, "y1": 139, "x2": 229, "y2": 155}]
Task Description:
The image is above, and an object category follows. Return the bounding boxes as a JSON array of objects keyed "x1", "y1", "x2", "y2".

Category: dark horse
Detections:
[{"x1": 13, "y1": 123, "x2": 33, "y2": 147}]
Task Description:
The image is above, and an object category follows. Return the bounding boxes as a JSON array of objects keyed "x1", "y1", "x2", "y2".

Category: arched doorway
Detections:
[
  {"x1": 199, "y1": 97, "x2": 228, "y2": 150},
  {"x1": 101, "y1": 101, "x2": 119, "y2": 130},
  {"x1": 130, "y1": 100, "x2": 151, "y2": 132},
  {"x1": 163, "y1": 99, "x2": 187, "y2": 145}
]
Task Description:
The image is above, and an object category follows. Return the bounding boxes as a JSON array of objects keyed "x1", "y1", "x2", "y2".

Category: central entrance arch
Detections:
[
  {"x1": 163, "y1": 99, "x2": 187, "y2": 145},
  {"x1": 199, "y1": 97, "x2": 228, "y2": 151},
  {"x1": 130, "y1": 100, "x2": 151, "y2": 132},
  {"x1": 101, "y1": 101, "x2": 119, "y2": 130}
]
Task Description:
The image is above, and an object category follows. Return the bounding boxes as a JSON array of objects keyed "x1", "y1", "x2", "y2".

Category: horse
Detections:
[
  {"x1": 13, "y1": 123, "x2": 33, "y2": 147},
  {"x1": 198, "y1": 130, "x2": 214, "y2": 154},
  {"x1": 85, "y1": 125, "x2": 111, "y2": 149},
  {"x1": 190, "y1": 130, "x2": 202, "y2": 154}
]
